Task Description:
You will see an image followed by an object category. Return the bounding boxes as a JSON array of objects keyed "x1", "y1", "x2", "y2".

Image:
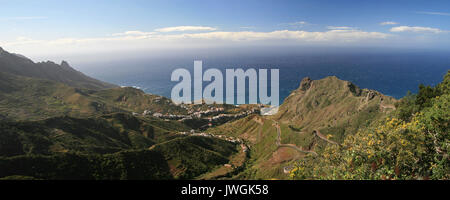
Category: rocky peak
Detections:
[
  {"x1": 346, "y1": 81, "x2": 362, "y2": 96},
  {"x1": 60, "y1": 60, "x2": 77, "y2": 72},
  {"x1": 40, "y1": 61, "x2": 57, "y2": 65},
  {"x1": 0, "y1": 49, "x2": 118, "y2": 90},
  {"x1": 0, "y1": 47, "x2": 6, "y2": 55},
  {"x1": 299, "y1": 77, "x2": 313, "y2": 91},
  {"x1": 276, "y1": 75, "x2": 397, "y2": 134},
  {"x1": 61, "y1": 60, "x2": 70, "y2": 67}
]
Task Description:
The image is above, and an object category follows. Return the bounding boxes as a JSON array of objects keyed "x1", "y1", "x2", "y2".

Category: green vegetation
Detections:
[
  {"x1": 151, "y1": 136, "x2": 237, "y2": 179},
  {"x1": 290, "y1": 71, "x2": 449, "y2": 180},
  {"x1": 0, "y1": 110, "x2": 240, "y2": 179},
  {"x1": 1, "y1": 48, "x2": 447, "y2": 180},
  {"x1": 276, "y1": 76, "x2": 396, "y2": 146},
  {"x1": 0, "y1": 113, "x2": 190, "y2": 157},
  {"x1": 208, "y1": 115, "x2": 293, "y2": 179},
  {"x1": 94, "y1": 87, "x2": 188, "y2": 115},
  {"x1": 0, "y1": 136, "x2": 237, "y2": 180},
  {"x1": 281, "y1": 123, "x2": 312, "y2": 147},
  {"x1": 0, "y1": 48, "x2": 246, "y2": 180},
  {"x1": 0, "y1": 150, "x2": 172, "y2": 180},
  {"x1": 0, "y1": 71, "x2": 190, "y2": 120},
  {"x1": 208, "y1": 74, "x2": 448, "y2": 180}
]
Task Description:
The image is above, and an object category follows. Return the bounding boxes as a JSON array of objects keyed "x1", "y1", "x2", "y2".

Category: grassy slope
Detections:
[
  {"x1": 94, "y1": 87, "x2": 188, "y2": 115},
  {"x1": 208, "y1": 115, "x2": 291, "y2": 179},
  {"x1": 1, "y1": 49, "x2": 403, "y2": 180},
  {"x1": 208, "y1": 76, "x2": 397, "y2": 179},
  {"x1": 0, "y1": 49, "x2": 246, "y2": 180},
  {"x1": 151, "y1": 136, "x2": 237, "y2": 179},
  {"x1": 0, "y1": 72, "x2": 189, "y2": 120},
  {"x1": 0, "y1": 136, "x2": 237, "y2": 180},
  {"x1": 0, "y1": 113, "x2": 190, "y2": 157},
  {"x1": 276, "y1": 76, "x2": 396, "y2": 140}
]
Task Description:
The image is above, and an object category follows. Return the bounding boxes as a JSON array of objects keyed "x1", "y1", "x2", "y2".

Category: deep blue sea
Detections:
[{"x1": 80, "y1": 50, "x2": 450, "y2": 104}]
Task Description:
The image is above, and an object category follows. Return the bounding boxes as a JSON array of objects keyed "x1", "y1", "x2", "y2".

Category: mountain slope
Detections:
[
  {"x1": 0, "y1": 136, "x2": 238, "y2": 180},
  {"x1": 275, "y1": 76, "x2": 397, "y2": 142},
  {"x1": 0, "y1": 47, "x2": 116, "y2": 90},
  {"x1": 0, "y1": 49, "x2": 248, "y2": 180},
  {"x1": 0, "y1": 71, "x2": 189, "y2": 120},
  {"x1": 290, "y1": 71, "x2": 449, "y2": 180},
  {"x1": 0, "y1": 71, "x2": 121, "y2": 120},
  {"x1": 0, "y1": 113, "x2": 190, "y2": 157},
  {"x1": 0, "y1": 112, "x2": 239, "y2": 179},
  {"x1": 208, "y1": 76, "x2": 398, "y2": 179}
]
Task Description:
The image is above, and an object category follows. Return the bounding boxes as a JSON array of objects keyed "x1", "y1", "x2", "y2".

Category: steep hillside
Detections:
[
  {"x1": 0, "y1": 71, "x2": 122, "y2": 120},
  {"x1": 150, "y1": 136, "x2": 238, "y2": 179},
  {"x1": 275, "y1": 76, "x2": 397, "y2": 142},
  {"x1": 0, "y1": 47, "x2": 116, "y2": 90},
  {"x1": 0, "y1": 136, "x2": 238, "y2": 180},
  {"x1": 94, "y1": 87, "x2": 187, "y2": 115},
  {"x1": 0, "y1": 49, "x2": 261, "y2": 180},
  {"x1": 208, "y1": 76, "x2": 398, "y2": 179},
  {"x1": 0, "y1": 71, "x2": 188, "y2": 120},
  {"x1": 0, "y1": 113, "x2": 190, "y2": 157},
  {"x1": 290, "y1": 71, "x2": 449, "y2": 180}
]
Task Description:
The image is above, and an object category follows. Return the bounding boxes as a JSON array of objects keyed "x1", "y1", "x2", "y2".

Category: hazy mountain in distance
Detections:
[{"x1": 0, "y1": 47, "x2": 117, "y2": 90}]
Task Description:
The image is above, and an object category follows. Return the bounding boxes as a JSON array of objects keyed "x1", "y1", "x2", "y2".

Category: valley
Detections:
[{"x1": 0, "y1": 47, "x2": 448, "y2": 180}]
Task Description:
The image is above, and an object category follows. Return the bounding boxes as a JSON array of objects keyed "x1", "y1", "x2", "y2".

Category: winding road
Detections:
[
  {"x1": 313, "y1": 130, "x2": 340, "y2": 146},
  {"x1": 272, "y1": 120, "x2": 318, "y2": 156}
]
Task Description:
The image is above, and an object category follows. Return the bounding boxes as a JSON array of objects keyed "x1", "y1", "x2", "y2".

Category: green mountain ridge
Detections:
[
  {"x1": 0, "y1": 47, "x2": 447, "y2": 180},
  {"x1": 0, "y1": 48, "x2": 243, "y2": 180},
  {"x1": 276, "y1": 76, "x2": 397, "y2": 143},
  {"x1": 0, "y1": 70, "x2": 188, "y2": 120},
  {"x1": 208, "y1": 72, "x2": 448, "y2": 180},
  {"x1": 0, "y1": 47, "x2": 116, "y2": 90},
  {"x1": 0, "y1": 136, "x2": 237, "y2": 180},
  {"x1": 0, "y1": 112, "x2": 240, "y2": 179},
  {"x1": 206, "y1": 75, "x2": 397, "y2": 179}
]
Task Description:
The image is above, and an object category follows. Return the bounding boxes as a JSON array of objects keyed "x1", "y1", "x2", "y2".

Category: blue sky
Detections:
[{"x1": 1, "y1": 0, "x2": 450, "y2": 58}]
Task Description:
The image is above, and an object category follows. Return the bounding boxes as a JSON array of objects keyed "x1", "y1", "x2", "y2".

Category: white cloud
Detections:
[
  {"x1": 0, "y1": 29, "x2": 391, "y2": 57},
  {"x1": 174, "y1": 29, "x2": 389, "y2": 42},
  {"x1": 3, "y1": 29, "x2": 391, "y2": 45},
  {"x1": 380, "y1": 21, "x2": 398, "y2": 25},
  {"x1": 155, "y1": 26, "x2": 217, "y2": 32},
  {"x1": 417, "y1": 11, "x2": 450, "y2": 16},
  {"x1": 112, "y1": 31, "x2": 155, "y2": 36},
  {"x1": 327, "y1": 26, "x2": 355, "y2": 30},
  {"x1": 390, "y1": 26, "x2": 445, "y2": 34}
]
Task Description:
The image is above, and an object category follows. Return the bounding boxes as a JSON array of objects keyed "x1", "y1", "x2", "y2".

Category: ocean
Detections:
[{"x1": 79, "y1": 50, "x2": 450, "y2": 104}]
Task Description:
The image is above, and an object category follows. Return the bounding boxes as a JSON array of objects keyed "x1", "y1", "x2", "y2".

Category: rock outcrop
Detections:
[{"x1": 0, "y1": 47, "x2": 117, "y2": 90}]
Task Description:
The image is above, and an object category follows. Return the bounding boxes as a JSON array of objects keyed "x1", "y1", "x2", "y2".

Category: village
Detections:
[
  {"x1": 132, "y1": 102, "x2": 258, "y2": 162},
  {"x1": 133, "y1": 103, "x2": 262, "y2": 128},
  {"x1": 177, "y1": 130, "x2": 249, "y2": 154}
]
